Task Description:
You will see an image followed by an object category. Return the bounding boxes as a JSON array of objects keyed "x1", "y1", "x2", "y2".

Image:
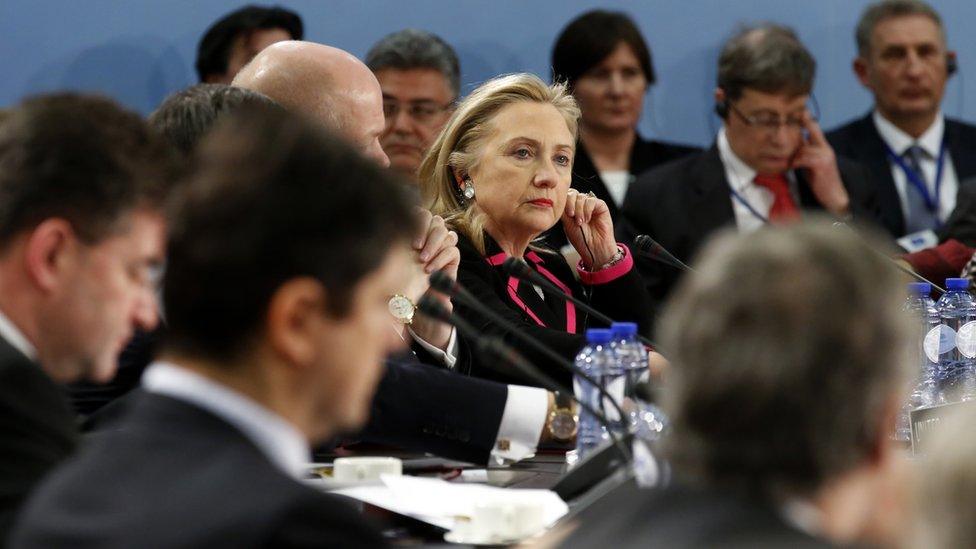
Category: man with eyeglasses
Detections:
[
  {"x1": 365, "y1": 29, "x2": 459, "y2": 183},
  {"x1": 620, "y1": 23, "x2": 881, "y2": 307}
]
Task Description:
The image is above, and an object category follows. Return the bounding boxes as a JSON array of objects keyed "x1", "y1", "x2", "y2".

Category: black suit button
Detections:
[{"x1": 459, "y1": 431, "x2": 470, "y2": 443}]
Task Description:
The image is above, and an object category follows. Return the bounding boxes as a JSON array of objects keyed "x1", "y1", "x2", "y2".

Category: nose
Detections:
[
  {"x1": 905, "y1": 50, "x2": 924, "y2": 78},
  {"x1": 133, "y1": 288, "x2": 159, "y2": 332},
  {"x1": 608, "y1": 71, "x2": 625, "y2": 95},
  {"x1": 367, "y1": 139, "x2": 391, "y2": 168},
  {"x1": 533, "y1": 159, "x2": 559, "y2": 189},
  {"x1": 391, "y1": 107, "x2": 413, "y2": 134}
]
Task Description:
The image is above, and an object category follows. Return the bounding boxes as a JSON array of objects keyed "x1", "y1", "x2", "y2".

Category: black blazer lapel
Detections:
[
  {"x1": 571, "y1": 144, "x2": 620, "y2": 219},
  {"x1": 946, "y1": 119, "x2": 976, "y2": 182},
  {"x1": 687, "y1": 146, "x2": 737, "y2": 248},
  {"x1": 853, "y1": 113, "x2": 905, "y2": 235}
]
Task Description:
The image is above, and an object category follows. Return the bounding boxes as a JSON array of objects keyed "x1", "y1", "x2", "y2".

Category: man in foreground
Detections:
[{"x1": 12, "y1": 108, "x2": 412, "y2": 548}]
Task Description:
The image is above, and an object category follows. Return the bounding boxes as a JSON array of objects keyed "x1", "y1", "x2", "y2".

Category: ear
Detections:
[
  {"x1": 265, "y1": 278, "x2": 329, "y2": 370},
  {"x1": 713, "y1": 87, "x2": 726, "y2": 105},
  {"x1": 24, "y1": 218, "x2": 76, "y2": 293},
  {"x1": 452, "y1": 167, "x2": 468, "y2": 190},
  {"x1": 853, "y1": 57, "x2": 871, "y2": 88}
]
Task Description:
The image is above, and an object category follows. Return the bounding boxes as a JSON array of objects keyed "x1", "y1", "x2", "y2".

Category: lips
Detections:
[{"x1": 528, "y1": 198, "x2": 553, "y2": 208}]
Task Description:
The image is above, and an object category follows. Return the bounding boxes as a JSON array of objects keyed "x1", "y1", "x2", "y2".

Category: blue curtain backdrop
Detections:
[{"x1": 0, "y1": 0, "x2": 972, "y2": 146}]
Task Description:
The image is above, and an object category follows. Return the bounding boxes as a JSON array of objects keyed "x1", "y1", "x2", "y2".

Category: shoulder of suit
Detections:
[{"x1": 630, "y1": 150, "x2": 710, "y2": 196}]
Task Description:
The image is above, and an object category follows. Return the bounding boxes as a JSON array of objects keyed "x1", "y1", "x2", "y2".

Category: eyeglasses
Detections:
[
  {"x1": 383, "y1": 99, "x2": 454, "y2": 126},
  {"x1": 727, "y1": 99, "x2": 820, "y2": 132}
]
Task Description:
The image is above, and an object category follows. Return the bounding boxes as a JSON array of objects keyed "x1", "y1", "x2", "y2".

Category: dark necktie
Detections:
[{"x1": 902, "y1": 145, "x2": 940, "y2": 233}]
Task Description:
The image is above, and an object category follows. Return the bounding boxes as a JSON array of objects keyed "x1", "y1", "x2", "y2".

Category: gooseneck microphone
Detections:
[
  {"x1": 427, "y1": 270, "x2": 630, "y2": 425},
  {"x1": 633, "y1": 235, "x2": 694, "y2": 273},
  {"x1": 415, "y1": 294, "x2": 631, "y2": 462},
  {"x1": 832, "y1": 222, "x2": 946, "y2": 294},
  {"x1": 499, "y1": 257, "x2": 658, "y2": 350}
]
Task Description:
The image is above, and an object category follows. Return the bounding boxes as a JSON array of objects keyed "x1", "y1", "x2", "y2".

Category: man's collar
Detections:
[
  {"x1": 717, "y1": 127, "x2": 757, "y2": 192},
  {"x1": 873, "y1": 110, "x2": 945, "y2": 158},
  {"x1": 0, "y1": 307, "x2": 37, "y2": 360}
]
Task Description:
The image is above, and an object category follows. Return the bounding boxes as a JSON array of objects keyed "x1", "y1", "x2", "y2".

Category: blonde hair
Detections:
[{"x1": 418, "y1": 73, "x2": 580, "y2": 254}]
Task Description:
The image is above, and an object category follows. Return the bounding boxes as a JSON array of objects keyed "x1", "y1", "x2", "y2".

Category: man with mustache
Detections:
[
  {"x1": 366, "y1": 29, "x2": 459, "y2": 183},
  {"x1": 828, "y1": 0, "x2": 976, "y2": 244}
]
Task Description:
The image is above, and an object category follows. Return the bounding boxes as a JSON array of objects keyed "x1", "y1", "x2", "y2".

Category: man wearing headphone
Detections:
[
  {"x1": 828, "y1": 0, "x2": 976, "y2": 247},
  {"x1": 621, "y1": 23, "x2": 879, "y2": 307}
]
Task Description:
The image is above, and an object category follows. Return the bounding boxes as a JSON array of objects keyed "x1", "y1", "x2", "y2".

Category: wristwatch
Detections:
[
  {"x1": 546, "y1": 392, "x2": 579, "y2": 443},
  {"x1": 387, "y1": 294, "x2": 416, "y2": 325}
]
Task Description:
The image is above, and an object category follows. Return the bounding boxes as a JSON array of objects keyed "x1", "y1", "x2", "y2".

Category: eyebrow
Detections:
[{"x1": 503, "y1": 136, "x2": 575, "y2": 151}]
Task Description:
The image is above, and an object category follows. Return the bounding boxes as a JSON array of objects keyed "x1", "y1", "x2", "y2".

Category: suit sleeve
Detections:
[
  {"x1": 0, "y1": 361, "x2": 78, "y2": 543},
  {"x1": 270, "y1": 491, "x2": 388, "y2": 548},
  {"x1": 354, "y1": 358, "x2": 508, "y2": 464},
  {"x1": 839, "y1": 157, "x2": 885, "y2": 231}
]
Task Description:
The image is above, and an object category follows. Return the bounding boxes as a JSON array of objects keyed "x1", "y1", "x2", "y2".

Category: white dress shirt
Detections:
[
  {"x1": 873, "y1": 110, "x2": 957, "y2": 223},
  {"x1": 600, "y1": 170, "x2": 632, "y2": 207},
  {"x1": 0, "y1": 307, "x2": 37, "y2": 360},
  {"x1": 142, "y1": 361, "x2": 310, "y2": 480},
  {"x1": 717, "y1": 128, "x2": 799, "y2": 233}
]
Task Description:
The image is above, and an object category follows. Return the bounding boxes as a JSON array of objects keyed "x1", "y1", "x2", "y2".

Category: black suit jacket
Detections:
[
  {"x1": 455, "y1": 233, "x2": 654, "y2": 387},
  {"x1": 827, "y1": 112, "x2": 976, "y2": 237},
  {"x1": 0, "y1": 336, "x2": 78, "y2": 544},
  {"x1": 560, "y1": 482, "x2": 834, "y2": 548},
  {"x1": 11, "y1": 392, "x2": 386, "y2": 548},
  {"x1": 620, "y1": 145, "x2": 882, "y2": 308},
  {"x1": 545, "y1": 134, "x2": 699, "y2": 249}
]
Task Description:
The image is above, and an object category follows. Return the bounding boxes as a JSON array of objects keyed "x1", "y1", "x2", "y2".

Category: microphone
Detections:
[
  {"x1": 633, "y1": 235, "x2": 694, "y2": 272},
  {"x1": 427, "y1": 270, "x2": 630, "y2": 425},
  {"x1": 415, "y1": 294, "x2": 631, "y2": 462},
  {"x1": 832, "y1": 222, "x2": 946, "y2": 294},
  {"x1": 499, "y1": 257, "x2": 658, "y2": 350}
]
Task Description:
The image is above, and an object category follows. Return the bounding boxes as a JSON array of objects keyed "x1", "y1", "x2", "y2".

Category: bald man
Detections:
[{"x1": 231, "y1": 43, "x2": 560, "y2": 466}]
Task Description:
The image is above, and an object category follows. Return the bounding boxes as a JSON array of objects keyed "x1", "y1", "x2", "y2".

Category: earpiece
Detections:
[
  {"x1": 714, "y1": 100, "x2": 729, "y2": 119},
  {"x1": 947, "y1": 52, "x2": 958, "y2": 76}
]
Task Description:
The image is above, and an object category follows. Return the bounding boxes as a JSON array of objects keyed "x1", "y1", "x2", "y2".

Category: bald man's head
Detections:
[{"x1": 233, "y1": 41, "x2": 389, "y2": 166}]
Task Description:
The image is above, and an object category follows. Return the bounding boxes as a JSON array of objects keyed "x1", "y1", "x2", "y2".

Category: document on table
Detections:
[{"x1": 332, "y1": 474, "x2": 568, "y2": 530}]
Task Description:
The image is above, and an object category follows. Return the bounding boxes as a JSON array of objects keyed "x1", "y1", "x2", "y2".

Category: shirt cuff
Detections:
[
  {"x1": 577, "y1": 244, "x2": 634, "y2": 285},
  {"x1": 408, "y1": 326, "x2": 458, "y2": 369},
  {"x1": 491, "y1": 385, "x2": 549, "y2": 465}
]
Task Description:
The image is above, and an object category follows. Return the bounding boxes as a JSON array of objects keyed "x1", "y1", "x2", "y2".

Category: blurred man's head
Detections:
[
  {"x1": 715, "y1": 24, "x2": 816, "y2": 176},
  {"x1": 163, "y1": 108, "x2": 416, "y2": 440},
  {"x1": 853, "y1": 0, "x2": 950, "y2": 135},
  {"x1": 196, "y1": 5, "x2": 303, "y2": 84},
  {"x1": 0, "y1": 94, "x2": 177, "y2": 383},
  {"x1": 232, "y1": 41, "x2": 389, "y2": 167},
  {"x1": 659, "y1": 220, "x2": 912, "y2": 541},
  {"x1": 365, "y1": 29, "x2": 459, "y2": 180}
]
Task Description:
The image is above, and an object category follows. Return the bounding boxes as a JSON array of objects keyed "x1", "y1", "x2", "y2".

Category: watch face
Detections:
[
  {"x1": 388, "y1": 295, "x2": 415, "y2": 322},
  {"x1": 550, "y1": 411, "x2": 579, "y2": 440}
]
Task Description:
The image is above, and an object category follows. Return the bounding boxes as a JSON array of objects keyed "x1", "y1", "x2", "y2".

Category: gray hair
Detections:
[
  {"x1": 856, "y1": 0, "x2": 945, "y2": 56},
  {"x1": 365, "y1": 29, "x2": 461, "y2": 98},
  {"x1": 717, "y1": 23, "x2": 815, "y2": 100},
  {"x1": 659, "y1": 219, "x2": 913, "y2": 498}
]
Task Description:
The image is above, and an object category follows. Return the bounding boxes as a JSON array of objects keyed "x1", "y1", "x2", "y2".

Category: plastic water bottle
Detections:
[
  {"x1": 571, "y1": 329, "x2": 624, "y2": 464},
  {"x1": 931, "y1": 278, "x2": 976, "y2": 403},
  {"x1": 896, "y1": 282, "x2": 940, "y2": 440},
  {"x1": 610, "y1": 322, "x2": 668, "y2": 441}
]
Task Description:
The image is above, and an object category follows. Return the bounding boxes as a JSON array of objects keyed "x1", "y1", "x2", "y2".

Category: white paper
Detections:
[{"x1": 331, "y1": 474, "x2": 568, "y2": 531}]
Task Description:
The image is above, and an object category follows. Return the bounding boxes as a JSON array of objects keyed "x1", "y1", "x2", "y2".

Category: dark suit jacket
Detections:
[
  {"x1": 545, "y1": 134, "x2": 699, "y2": 250},
  {"x1": 0, "y1": 336, "x2": 78, "y2": 544},
  {"x1": 560, "y1": 482, "x2": 834, "y2": 548},
  {"x1": 454, "y1": 232, "x2": 654, "y2": 387},
  {"x1": 11, "y1": 392, "x2": 387, "y2": 548},
  {"x1": 620, "y1": 145, "x2": 882, "y2": 308},
  {"x1": 827, "y1": 112, "x2": 976, "y2": 237}
]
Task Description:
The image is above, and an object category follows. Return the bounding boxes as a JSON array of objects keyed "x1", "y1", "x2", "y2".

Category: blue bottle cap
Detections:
[
  {"x1": 908, "y1": 282, "x2": 931, "y2": 295},
  {"x1": 586, "y1": 329, "x2": 613, "y2": 344},
  {"x1": 946, "y1": 278, "x2": 970, "y2": 291},
  {"x1": 610, "y1": 322, "x2": 638, "y2": 336}
]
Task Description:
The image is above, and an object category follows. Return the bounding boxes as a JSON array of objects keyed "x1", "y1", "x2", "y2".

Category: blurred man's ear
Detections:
[
  {"x1": 24, "y1": 218, "x2": 77, "y2": 294},
  {"x1": 265, "y1": 277, "x2": 330, "y2": 370}
]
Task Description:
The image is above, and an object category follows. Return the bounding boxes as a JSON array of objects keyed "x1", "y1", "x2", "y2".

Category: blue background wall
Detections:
[{"x1": 0, "y1": 0, "x2": 972, "y2": 146}]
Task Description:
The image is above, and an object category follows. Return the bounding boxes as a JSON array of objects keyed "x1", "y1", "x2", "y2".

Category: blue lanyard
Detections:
[
  {"x1": 728, "y1": 186, "x2": 770, "y2": 224},
  {"x1": 883, "y1": 138, "x2": 947, "y2": 215}
]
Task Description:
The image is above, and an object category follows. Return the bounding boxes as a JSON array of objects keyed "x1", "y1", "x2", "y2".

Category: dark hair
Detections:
[
  {"x1": 856, "y1": 0, "x2": 945, "y2": 56},
  {"x1": 195, "y1": 5, "x2": 303, "y2": 82},
  {"x1": 551, "y1": 10, "x2": 655, "y2": 89},
  {"x1": 717, "y1": 23, "x2": 815, "y2": 102},
  {"x1": 148, "y1": 84, "x2": 281, "y2": 155},
  {"x1": 659, "y1": 220, "x2": 911, "y2": 498},
  {"x1": 0, "y1": 93, "x2": 178, "y2": 246},
  {"x1": 365, "y1": 29, "x2": 461, "y2": 98},
  {"x1": 163, "y1": 107, "x2": 417, "y2": 362}
]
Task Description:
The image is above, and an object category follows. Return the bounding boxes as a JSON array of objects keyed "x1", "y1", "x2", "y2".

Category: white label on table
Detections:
[
  {"x1": 924, "y1": 325, "x2": 956, "y2": 363},
  {"x1": 957, "y1": 321, "x2": 976, "y2": 358}
]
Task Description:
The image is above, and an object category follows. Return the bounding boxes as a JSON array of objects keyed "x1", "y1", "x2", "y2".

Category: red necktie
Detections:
[{"x1": 753, "y1": 173, "x2": 799, "y2": 223}]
